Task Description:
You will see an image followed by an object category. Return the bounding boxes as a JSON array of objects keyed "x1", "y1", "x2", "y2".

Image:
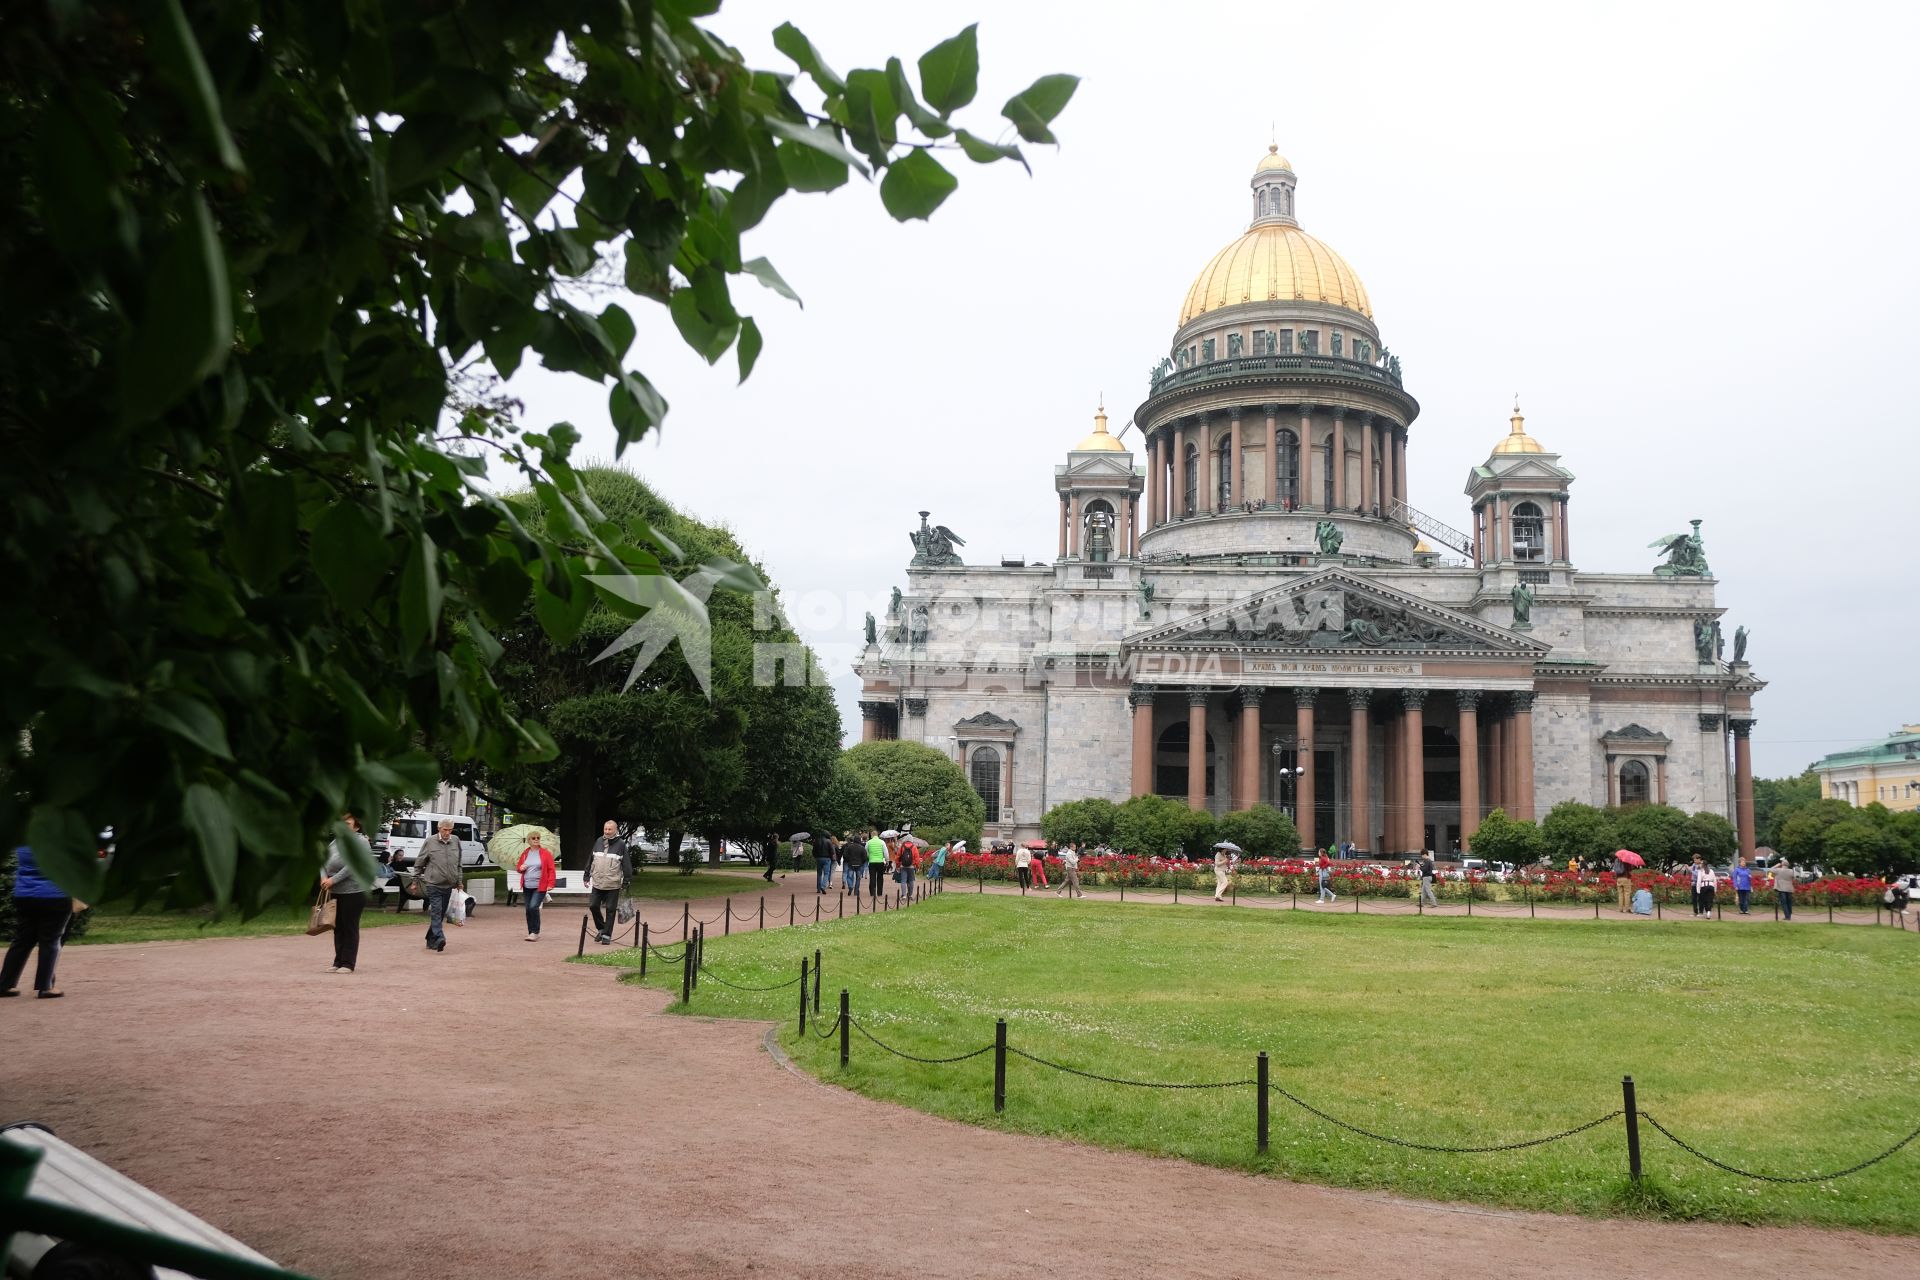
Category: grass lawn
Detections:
[
  {"x1": 579, "y1": 894, "x2": 1920, "y2": 1232},
  {"x1": 74, "y1": 900, "x2": 417, "y2": 945}
]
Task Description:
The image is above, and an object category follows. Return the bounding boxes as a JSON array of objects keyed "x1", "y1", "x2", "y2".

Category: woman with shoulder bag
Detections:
[
  {"x1": 517, "y1": 832, "x2": 557, "y2": 940},
  {"x1": 319, "y1": 814, "x2": 372, "y2": 974},
  {"x1": 3, "y1": 845, "x2": 85, "y2": 999}
]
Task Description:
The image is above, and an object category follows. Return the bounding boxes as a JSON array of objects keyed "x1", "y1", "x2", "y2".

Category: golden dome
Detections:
[
  {"x1": 1073, "y1": 403, "x2": 1126, "y2": 452},
  {"x1": 1179, "y1": 223, "x2": 1372, "y2": 325},
  {"x1": 1414, "y1": 539, "x2": 1434, "y2": 554},
  {"x1": 1256, "y1": 144, "x2": 1293, "y2": 173},
  {"x1": 1492, "y1": 399, "x2": 1544, "y2": 454}
]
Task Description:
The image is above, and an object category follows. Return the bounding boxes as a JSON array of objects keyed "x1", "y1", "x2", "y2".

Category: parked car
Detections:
[{"x1": 382, "y1": 812, "x2": 488, "y2": 868}]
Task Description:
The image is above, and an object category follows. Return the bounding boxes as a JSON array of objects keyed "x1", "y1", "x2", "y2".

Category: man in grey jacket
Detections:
[
  {"x1": 413, "y1": 819, "x2": 464, "y2": 952},
  {"x1": 587, "y1": 820, "x2": 631, "y2": 945}
]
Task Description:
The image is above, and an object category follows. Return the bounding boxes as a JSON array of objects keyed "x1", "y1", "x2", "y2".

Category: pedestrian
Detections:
[
  {"x1": 1418, "y1": 851, "x2": 1439, "y2": 908},
  {"x1": 763, "y1": 830, "x2": 777, "y2": 883},
  {"x1": 515, "y1": 830, "x2": 557, "y2": 941},
  {"x1": 841, "y1": 833, "x2": 863, "y2": 895},
  {"x1": 931, "y1": 840, "x2": 953, "y2": 885},
  {"x1": 1212, "y1": 844, "x2": 1233, "y2": 902},
  {"x1": 865, "y1": 830, "x2": 889, "y2": 899},
  {"x1": 318, "y1": 814, "x2": 372, "y2": 972},
  {"x1": 1732, "y1": 856, "x2": 1753, "y2": 915},
  {"x1": 1770, "y1": 856, "x2": 1796, "y2": 921},
  {"x1": 1032, "y1": 847, "x2": 1050, "y2": 891},
  {"x1": 1315, "y1": 848, "x2": 1336, "y2": 903},
  {"x1": 1057, "y1": 842, "x2": 1084, "y2": 899},
  {"x1": 2, "y1": 846, "x2": 83, "y2": 999},
  {"x1": 586, "y1": 820, "x2": 631, "y2": 945},
  {"x1": 1884, "y1": 872, "x2": 1910, "y2": 922},
  {"x1": 814, "y1": 835, "x2": 837, "y2": 895},
  {"x1": 1013, "y1": 842, "x2": 1032, "y2": 892},
  {"x1": 1691, "y1": 855, "x2": 1718, "y2": 918},
  {"x1": 897, "y1": 841, "x2": 916, "y2": 899},
  {"x1": 1612, "y1": 852, "x2": 1633, "y2": 913},
  {"x1": 411, "y1": 818, "x2": 465, "y2": 953}
]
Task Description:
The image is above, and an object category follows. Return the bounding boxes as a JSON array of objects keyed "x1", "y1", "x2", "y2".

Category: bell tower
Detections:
[
  {"x1": 1056, "y1": 402, "x2": 1144, "y2": 561},
  {"x1": 1466, "y1": 400, "x2": 1575, "y2": 570}
]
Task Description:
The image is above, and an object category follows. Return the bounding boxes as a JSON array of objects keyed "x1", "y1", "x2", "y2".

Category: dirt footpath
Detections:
[{"x1": 1, "y1": 889, "x2": 1912, "y2": 1279}]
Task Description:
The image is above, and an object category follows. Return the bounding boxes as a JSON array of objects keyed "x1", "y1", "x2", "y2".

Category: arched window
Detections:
[
  {"x1": 1154, "y1": 723, "x2": 1215, "y2": 798},
  {"x1": 970, "y1": 746, "x2": 1002, "y2": 822},
  {"x1": 1182, "y1": 444, "x2": 1198, "y2": 515},
  {"x1": 1082, "y1": 498, "x2": 1115, "y2": 562},
  {"x1": 1274, "y1": 430, "x2": 1300, "y2": 508},
  {"x1": 1512, "y1": 502, "x2": 1545, "y2": 562},
  {"x1": 1217, "y1": 438, "x2": 1233, "y2": 509},
  {"x1": 1321, "y1": 434, "x2": 1335, "y2": 508},
  {"x1": 1619, "y1": 759, "x2": 1650, "y2": 807}
]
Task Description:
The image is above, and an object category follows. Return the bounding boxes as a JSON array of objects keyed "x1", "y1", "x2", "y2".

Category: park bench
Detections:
[
  {"x1": 508, "y1": 868, "x2": 590, "y2": 906},
  {"x1": 2, "y1": 1121, "x2": 288, "y2": 1278}
]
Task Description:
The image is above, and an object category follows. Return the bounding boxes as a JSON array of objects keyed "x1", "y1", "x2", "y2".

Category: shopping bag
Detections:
[
  {"x1": 616, "y1": 895, "x2": 636, "y2": 924},
  {"x1": 306, "y1": 887, "x2": 336, "y2": 936},
  {"x1": 447, "y1": 885, "x2": 467, "y2": 924}
]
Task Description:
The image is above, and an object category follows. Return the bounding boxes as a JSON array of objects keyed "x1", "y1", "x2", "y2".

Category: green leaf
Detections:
[
  {"x1": 473, "y1": 556, "x2": 531, "y2": 623},
  {"x1": 742, "y1": 257, "x2": 802, "y2": 307},
  {"x1": 398, "y1": 532, "x2": 443, "y2": 655},
  {"x1": 599, "y1": 303, "x2": 636, "y2": 362},
  {"x1": 880, "y1": 150, "x2": 958, "y2": 221},
  {"x1": 145, "y1": 691, "x2": 234, "y2": 760},
  {"x1": 24, "y1": 806, "x2": 105, "y2": 901},
  {"x1": 147, "y1": 0, "x2": 245, "y2": 172},
  {"x1": 464, "y1": 612, "x2": 504, "y2": 666},
  {"x1": 955, "y1": 129, "x2": 1029, "y2": 172},
  {"x1": 843, "y1": 68, "x2": 900, "y2": 168},
  {"x1": 737, "y1": 316, "x2": 763, "y2": 383},
  {"x1": 121, "y1": 190, "x2": 231, "y2": 423},
  {"x1": 361, "y1": 750, "x2": 440, "y2": 797},
  {"x1": 771, "y1": 22, "x2": 845, "y2": 93},
  {"x1": 1002, "y1": 74, "x2": 1080, "y2": 144},
  {"x1": 311, "y1": 501, "x2": 392, "y2": 611},
  {"x1": 917, "y1": 25, "x2": 979, "y2": 115},
  {"x1": 669, "y1": 288, "x2": 739, "y2": 364},
  {"x1": 532, "y1": 570, "x2": 593, "y2": 645},
  {"x1": 764, "y1": 118, "x2": 870, "y2": 177},
  {"x1": 327, "y1": 818, "x2": 381, "y2": 889},
  {"x1": 183, "y1": 782, "x2": 239, "y2": 908},
  {"x1": 610, "y1": 373, "x2": 669, "y2": 446},
  {"x1": 224, "y1": 472, "x2": 298, "y2": 586},
  {"x1": 386, "y1": 113, "x2": 469, "y2": 193},
  {"x1": 229, "y1": 781, "x2": 301, "y2": 860},
  {"x1": 886, "y1": 58, "x2": 953, "y2": 139}
]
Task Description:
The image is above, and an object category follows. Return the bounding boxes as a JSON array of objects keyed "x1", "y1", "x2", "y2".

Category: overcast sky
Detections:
[{"x1": 496, "y1": 0, "x2": 1920, "y2": 781}]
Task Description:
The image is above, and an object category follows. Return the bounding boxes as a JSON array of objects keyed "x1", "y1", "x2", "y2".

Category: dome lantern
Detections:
[
  {"x1": 1250, "y1": 144, "x2": 1298, "y2": 227},
  {"x1": 1072, "y1": 399, "x2": 1126, "y2": 453},
  {"x1": 1493, "y1": 397, "x2": 1545, "y2": 454}
]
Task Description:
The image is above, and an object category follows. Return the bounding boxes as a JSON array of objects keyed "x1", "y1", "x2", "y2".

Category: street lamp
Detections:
[{"x1": 1271, "y1": 742, "x2": 1306, "y2": 821}]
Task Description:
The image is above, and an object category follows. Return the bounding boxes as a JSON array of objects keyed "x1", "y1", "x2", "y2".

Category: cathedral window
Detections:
[
  {"x1": 1182, "y1": 445, "x2": 1199, "y2": 514},
  {"x1": 1275, "y1": 430, "x2": 1300, "y2": 507},
  {"x1": 1227, "y1": 333, "x2": 1243, "y2": 358},
  {"x1": 1619, "y1": 759, "x2": 1650, "y2": 807},
  {"x1": 1202, "y1": 337, "x2": 1216, "y2": 363},
  {"x1": 969, "y1": 746, "x2": 1002, "y2": 822},
  {"x1": 1299, "y1": 330, "x2": 1318, "y2": 354},
  {"x1": 1217, "y1": 438, "x2": 1233, "y2": 508},
  {"x1": 1252, "y1": 328, "x2": 1265, "y2": 354},
  {"x1": 1512, "y1": 502, "x2": 1545, "y2": 562}
]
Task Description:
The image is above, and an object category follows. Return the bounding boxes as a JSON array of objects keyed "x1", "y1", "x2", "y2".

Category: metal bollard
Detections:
[
  {"x1": 799, "y1": 958, "x2": 809, "y2": 1036},
  {"x1": 790, "y1": 894, "x2": 795, "y2": 927},
  {"x1": 839, "y1": 989, "x2": 851, "y2": 1068},
  {"x1": 813, "y1": 948, "x2": 822, "y2": 1013},
  {"x1": 838, "y1": 893, "x2": 844, "y2": 919},
  {"x1": 681, "y1": 937, "x2": 692, "y2": 1005},
  {"x1": 633, "y1": 910, "x2": 643, "y2": 948},
  {"x1": 760, "y1": 896, "x2": 766, "y2": 930},
  {"x1": 1622, "y1": 1075, "x2": 1643, "y2": 1181},
  {"x1": 724, "y1": 897, "x2": 731, "y2": 936},
  {"x1": 640, "y1": 922, "x2": 649, "y2": 976},
  {"x1": 1257, "y1": 1051, "x2": 1270, "y2": 1154},
  {"x1": 576, "y1": 912, "x2": 589, "y2": 957},
  {"x1": 994, "y1": 1018, "x2": 1008, "y2": 1114},
  {"x1": 682, "y1": 901, "x2": 689, "y2": 943}
]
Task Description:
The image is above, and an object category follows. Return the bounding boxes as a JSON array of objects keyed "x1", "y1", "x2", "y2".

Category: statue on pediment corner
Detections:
[
  {"x1": 1510, "y1": 582, "x2": 1534, "y2": 631},
  {"x1": 1650, "y1": 519, "x2": 1710, "y2": 577},
  {"x1": 909, "y1": 510, "x2": 966, "y2": 566},
  {"x1": 1314, "y1": 519, "x2": 1344, "y2": 555},
  {"x1": 1734, "y1": 625, "x2": 1749, "y2": 663},
  {"x1": 863, "y1": 612, "x2": 877, "y2": 647}
]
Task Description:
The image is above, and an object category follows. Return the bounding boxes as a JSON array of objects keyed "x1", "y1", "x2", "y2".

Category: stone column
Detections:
[
  {"x1": 1380, "y1": 424, "x2": 1396, "y2": 516},
  {"x1": 1656, "y1": 754, "x2": 1668, "y2": 806},
  {"x1": 1129, "y1": 688, "x2": 1156, "y2": 798},
  {"x1": 1068, "y1": 492, "x2": 1082, "y2": 558},
  {"x1": 1347, "y1": 689, "x2": 1371, "y2": 851},
  {"x1": 1458, "y1": 691, "x2": 1481, "y2": 848},
  {"x1": 1237, "y1": 687, "x2": 1263, "y2": 809},
  {"x1": 1197, "y1": 413, "x2": 1214, "y2": 513},
  {"x1": 859, "y1": 700, "x2": 882, "y2": 744},
  {"x1": 1557, "y1": 494, "x2": 1571, "y2": 562},
  {"x1": 1293, "y1": 688, "x2": 1317, "y2": 848},
  {"x1": 1127, "y1": 494, "x2": 1140, "y2": 557},
  {"x1": 1230, "y1": 410, "x2": 1244, "y2": 507},
  {"x1": 1296, "y1": 406, "x2": 1316, "y2": 511},
  {"x1": 1359, "y1": 413, "x2": 1375, "y2": 515},
  {"x1": 1171, "y1": 422, "x2": 1187, "y2": 519},
  {"x1": 1264, "y1": 405, "x2": 1279, "y2": 507},
  {"x1": 1605, "y1": 754, "x2": 1618, "y2": 807},
  {"x1": 1394, "y1": 429, "x2": 1408, "y2": 506},
  {"x1": 1057, "y1": 497, "x2": 1069, "y2": 560},
  {"x1": 1186, "y1": 691, "x2": 1210, "y2": 810},
  {"x1": 1330, "y1": 408, "x2": 1347, "y2": 511},
  {"x1": 1511, "y1": 691, "x2": 1536, "y2": 822},
  {"x1": 1146, "y1": 433, "x2": 1160, "y2": 529},
  {"x1": 1003, "y1": 742, "x2": 1015, "y2": 829},
  {"x1": 1487, "y1": 712, "x2": 1504, "y2": 814},
  {"x1": 1730, "y1": 718, "x2": 1757, "y2": 860},
  {"x1": 1381, "y1": 707, "x2": 1400, "y2": 851},
  {"x1": 1403, "y1": 690, "x2": 1427, "y2": 852}
]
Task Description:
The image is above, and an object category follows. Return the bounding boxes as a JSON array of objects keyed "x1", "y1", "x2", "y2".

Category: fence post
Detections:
[
  {"x1": 681, "y1": 936, "x2": 692, "y2": 1005},
  {"x1": 994, "y1": 1018, "x2": 1008, "y2": 1114},
  {"x1": 724, "y1": 898, "x2": 730, "y2": 936},
  {"x1": 633, "y1": 908, "x2": 642, "y2": 948},
  {"x1": 1527, "y1": 884, "x2": 1534, "y2": 919},
  {"x1": 1257, "y1": 1051, "x2": 1270, "y2": 1154},
  {"x1": 1354, "y1": 886, "x2": 1359, "y2": 914},
  {"x1": 1773, "y1": 894, "x2": 1778, "y2": 922},
  {"x1": 1828, "y1": 894, "x2": 1833, "y2": 925},
  {"x1": 640, "y1": 922, "x2": 649, "y2": 976},
  {"x1": 1622, "y1": 1075, "x2": 1643, "y2": 1181},
  {"x1": 799, "y1": 958, "x2": 808, "y2": 1036},
  {"x1": 979, "y1": 869, "x2": 984, "y2": 893},
  {"x1": 1120, "y1": 877, "x2": 1125, "y2": 902},
  {"x1": 1594, "y1": 898, "x2": 1600, "y2": 920},
  {"x1": 695, "y1": 924, "x2": 704, "y2": 989},
  {"x1": 760, "y1": 896, "x2": 765, "y2": 930},
  {"x1": 855, "y1": 890, "x2": 861, "y2": 916},
  {"x1": 813, "y1": 948, "x2": 822, "y2": 1014},
  {"x1": 839, "y1": 989, "x2": 850, "y2": 1068},
  {"x1": 576, "y1": 912, "x2": 589, "y2": 957},
  {"x1": 839, "y1": 893, "x2": 844, "y2": 919},
  {"x1": 682, "y1": 900, "x2": 689, "y2": 943},
  {"x1": 1173, "y1": 877, "x2": 1179, "y2": 903},
  {"x1": 790, "y1": 894, "x2": 796, "y2": 927}
]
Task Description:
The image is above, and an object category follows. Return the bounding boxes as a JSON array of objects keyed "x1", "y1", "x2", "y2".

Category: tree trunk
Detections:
[
  {"x1": 559, "y1": 770, "x2": 605, "y2": 871},
  {"x1": 666, "y1": 830, "x2": 683, "y2": 866}
]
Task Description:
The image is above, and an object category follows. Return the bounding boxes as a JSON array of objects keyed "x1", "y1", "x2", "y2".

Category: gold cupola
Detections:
[
  {"x1": 1178, "y1": 149, "x2": 1371, "y2": 325},
  {"x1": 1073, "y1": 401, "x2": 1126, "y2": 452},
  {"x1": 1492, "y1": 398, "x2": 1545, "y2": 454}
]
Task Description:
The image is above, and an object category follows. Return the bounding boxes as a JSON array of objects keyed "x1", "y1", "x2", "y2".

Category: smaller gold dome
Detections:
[
  {"x1": 1256, "y1": 144, "x2": 1293, "y2": 174},
  {"x1": 1414, "y1": 540, "x2": 1434, "y2": 554},
  {"x1": 1074, "y1": 402, "x2": 1126, "y2": 452},
  {"x1": 1493, "y1": 399, "x2": 1545, "y2": 454}
]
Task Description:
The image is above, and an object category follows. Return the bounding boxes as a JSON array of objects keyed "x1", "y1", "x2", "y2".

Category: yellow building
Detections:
[{"x1": 1814, "y1": 724, "x2": 1920, "y2": 812}]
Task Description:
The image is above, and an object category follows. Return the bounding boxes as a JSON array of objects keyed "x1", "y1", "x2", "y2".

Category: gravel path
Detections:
[{"x1": 2, "y1": 886, "x2": 1912, "y2": 1279}]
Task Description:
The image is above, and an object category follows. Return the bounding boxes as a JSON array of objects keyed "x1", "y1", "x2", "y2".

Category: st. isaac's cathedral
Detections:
[{"x1": 856, "y1": 147, "x2": 1764, "y2": 858}]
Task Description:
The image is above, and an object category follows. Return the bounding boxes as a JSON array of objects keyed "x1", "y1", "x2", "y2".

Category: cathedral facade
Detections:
[{"x1": 856, "y1": 148, "x2": 1763, "y2": 858}]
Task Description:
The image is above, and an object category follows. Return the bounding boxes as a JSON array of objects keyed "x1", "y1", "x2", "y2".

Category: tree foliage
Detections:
[
  {"x1": 1538, "y1": 802, "x2": 1621, "y2": 869},
  {"x1": 1214, "y1": 805, "x2": 1300, "y2": 858},
  {"x1": 1039, "y1": 797, "x2": 1118, "y2": 847},
  {"x1": 808, "y1": 757, "x2": 878, "y2": 838},
  {"x1": 840, "y1": 741, "x2": 984, "y2": 847},
  {"x1": 1685, "y1": 811, "x2": 1738, "y2": 864},
  {"x1": 0, "y1": 2, "x2": 1072, "y2": 905},
  {"x1": 1467, "y1": 809, "x2": 1543, "y2": 865},
  {"x1": 1112, "y1": 794, "x2": 1214, "y2": 857},
  {"x1": 1609, "y1": 804, "x2": 1694, "y2": 869},
  {"x1": 1753, "y1": 769, "x2": 1821, "y2": 848}
]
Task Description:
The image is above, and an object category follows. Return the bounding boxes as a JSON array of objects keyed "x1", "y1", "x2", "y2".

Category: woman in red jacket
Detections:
[{"x1": 516, "y1": 832, "x2": 558, "y2": 940}]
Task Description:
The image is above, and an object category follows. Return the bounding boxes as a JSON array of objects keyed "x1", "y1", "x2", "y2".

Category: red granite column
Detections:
[
  {"x1": 1187, "y1": 691, "x2": 1210, "y2": 810},
  {"x1": 1606, "y1": 756, "x2": 1618, "y2": 807},
  {"x1": 1293, "y1": 688, "x2": 1316, "y2": 848},
  {"x1": 1129, "y1": 689, "x2": 1155, "y2": 798},
  {"x1": 1403, "y1": 690, "x2": 1427, "y2": 852},
  {"x1": 1458, "y1": 691, "x2": 1481, "y2": 848},
  {"x1": 860, "y1": 702, "x2": 880, "y2": 744},
  {"x1": 1127, "y1": 494, "x2": 1139, "y2": 557},
  {"x1": 1057, "y1": 497, "x2": 1068, "y2": 560},
  {"x1": 1265, "y1": 405, "x2": 1279, "y2": 507},
  {"x1": 1380, "y1": 424, "x2": 1396, "y2": 516},
  {"x1": 1511, "y1": 692, "x2": 1536, "y2": 822},
  {"x1": 1730, "y1": 719, "x2": 1756, "y2": 860},
  {"x1": 1331, "y1": 408, "x2": 1347, "y2": 511},
  {"x1": 1487, "y1": 712, "x2": 1505, "y2": 815},
  {"x1": 1348, "y1": 689, "x2": 1371, "y2": 850},
  {"x1": 1230, "y1": 410, "x2": 1244, "y2": 507},
  {"x1": 1297, "y1": 406, "x2": 1316, "y2": 511},
  {"x1": 1381, "y1": 703, "x2": 1401, "y2": 851},
  {"x1": 1171, "y1": 423, "x2": 1187, "y2": 518},
  {"x1": 1237, "y1": 687, "x2": 1263, "y2": 810},
  {"x1": 1394, "y1": 429, "x2": 1408, "y2": 507}
]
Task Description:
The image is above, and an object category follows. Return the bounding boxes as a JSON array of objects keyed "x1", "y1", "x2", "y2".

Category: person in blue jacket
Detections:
[{"x1": 3, "y1": 847, "x2": 83, "y2": 999}]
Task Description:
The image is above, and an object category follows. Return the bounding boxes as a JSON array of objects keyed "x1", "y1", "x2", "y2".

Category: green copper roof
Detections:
[{"x1": 1813, "y1": 728, "x2": 1920, "y2": 771}]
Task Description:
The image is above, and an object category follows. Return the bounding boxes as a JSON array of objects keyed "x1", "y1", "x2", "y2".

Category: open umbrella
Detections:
[
  {"x1": 880, "y1": 829, "x2": 902, "y2": 839},
  {"x1": 1615, "y1": 849, "x2": 1645, "y2": 868},
  {"x1": 487, "y1": 823, "x2": 560, "y2": 873},
  {"x1": 1214, "y1": 841, "x2": 1243, "y2": 853},
  {"x1": 991, "y1": 840, "x2": 1015, "y2": 853},
  {"x1": 900, "y1": 834, "x2": 930, "y2": 848},
  {"x1": 1024, "y1": 840, "x2": 1049, "y2": 850},
  {"x1": 788, "y1": 832, "x2": 812, "y2": 842}
]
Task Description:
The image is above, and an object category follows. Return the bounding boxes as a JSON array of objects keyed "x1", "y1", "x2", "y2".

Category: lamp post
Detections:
[{"x1": 1271, "y1": 742, "x2": 1306, "y2": 824}]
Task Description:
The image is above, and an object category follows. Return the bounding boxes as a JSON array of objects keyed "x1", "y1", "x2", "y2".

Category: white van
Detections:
[{"x1": 383, "y1": 812, "x2": 488, "y2": 868}]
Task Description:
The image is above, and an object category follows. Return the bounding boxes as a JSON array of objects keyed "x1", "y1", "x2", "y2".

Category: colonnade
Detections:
[{"x1": 1143, "y1": 404, "x2": 1408, "y2": 530}]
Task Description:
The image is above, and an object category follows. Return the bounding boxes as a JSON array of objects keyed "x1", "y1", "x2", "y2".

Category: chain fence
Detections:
[
  {"x1": 1005, "y1": 1046, "x2": 1254, "y2": 1091},
  {"x1": 1641, "y1": 1114, "x2": 1920, "y2": 1184},
  {"x1": 849, "y1": 1017, "x2": 995, "y2": 1064}
]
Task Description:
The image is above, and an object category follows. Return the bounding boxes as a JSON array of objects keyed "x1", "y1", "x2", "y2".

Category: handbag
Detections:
[{"x1": 306, "y1": 887, "x2": 336, "y2": 936}]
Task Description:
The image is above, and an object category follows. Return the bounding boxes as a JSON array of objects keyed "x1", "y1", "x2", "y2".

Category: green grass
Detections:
[
  {"x1": 578, "y1": 895, "x2": 1920, "y2": 1232},
  {"x1": 74, "y1": 900, "x2": 417, "y2": 945}
]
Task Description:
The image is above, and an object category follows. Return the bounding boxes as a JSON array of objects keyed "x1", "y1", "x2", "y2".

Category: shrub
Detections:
[
  {"x1": 1215, "y1": 805, "x2": 1301, "y2": 857},
  {"x1": 1040, "y1": 798, "x2": 1119, "y2": 847}
]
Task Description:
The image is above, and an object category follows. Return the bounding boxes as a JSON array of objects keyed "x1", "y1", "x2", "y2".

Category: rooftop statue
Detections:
[
  {"x1": 863, "y1": 612, "x2": 877, "y2": 647},
  {"x1": 909, "y1": 510, "x2": 966, "y2": 566},
  {"x1": 1734, "y1": 625, "x2": 1749, "y2": 663},
  {"x1": 1510, "y1": 582, "x2": 1534, "y2": 630},
  {"x1": 1314, "y1": 519, "x2": 1344, "y2": 555},
  {"x1": 1693, "y1": 618, "x2": 1716, "y2": 663},
  {"x1": 889, "y1": 586, "x2": 902, "y2": 616},
  {"x1": 1650, "y1": 519, "x2": 1711, "y2": 577}
]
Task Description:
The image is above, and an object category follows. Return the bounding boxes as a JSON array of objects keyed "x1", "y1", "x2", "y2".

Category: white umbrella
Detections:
[
  {"x1": 1214, "y1": 841, "x2": 1243, "y2": 853},
  {"x1": 488, "y1": 823, "x2": 559, "y2": 873},
  {"x1": 880, "y1": 829, "x2": 902, "y2": 838}
]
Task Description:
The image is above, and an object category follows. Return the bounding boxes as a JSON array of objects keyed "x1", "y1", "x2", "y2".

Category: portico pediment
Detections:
[
  {"x1": 1063, "y1": 453, "x2": 1137, "y2": 481},
  {"x1": 1126, "y1": 568, "x2": 1550, "y2": 658}
]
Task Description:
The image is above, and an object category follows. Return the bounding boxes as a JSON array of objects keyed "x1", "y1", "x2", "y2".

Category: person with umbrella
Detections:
[
  {"x1": 515, "y1": 829, "x2": 557, "y2": 940},
  {"x1": 1611, "y1": 849, "x2": 1643, "y2": 913},
  {"x1": 1213, "y1": 841, "x2": 1240, "y2": 902},
  {"x1": 896, "y1": 836, "x2": 923, "y2": 898}
]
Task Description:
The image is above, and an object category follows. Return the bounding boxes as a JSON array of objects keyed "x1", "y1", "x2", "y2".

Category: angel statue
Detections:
[
  {"x1": 1650, "y1": 519, "x2": 1711, "y2": 577},
  {"x1": 1314, "y1": 519, "x2": 1344, "y2": 555},
  {"x1": 1136, "y1": 578, "x2": 1156, "y2": 618},
  {"x1": 1510, "y1": 581, "x2": 1534, "y2": 630},
  {"x1": 909, "y1": 510, "x2": 966, "y2": 566}
]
